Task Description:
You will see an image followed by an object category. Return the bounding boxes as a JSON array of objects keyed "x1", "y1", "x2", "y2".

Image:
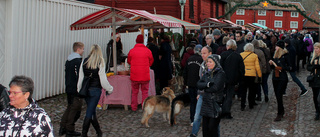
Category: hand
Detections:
[
  {"x1": 107, "y1": 90, "x2": 113, "y2": 95},
  {"x1": 258, "y1": 77, "x2": 262, "y2": 83},
  {"x1": 197, "y1": 95, "x2": 200, "y2": 100},
  {"x1": 269, "y1": 60, "x2": 274, "y2": 65}
]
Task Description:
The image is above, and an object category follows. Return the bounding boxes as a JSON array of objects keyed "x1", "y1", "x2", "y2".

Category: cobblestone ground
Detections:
[{"x1": 38, "y1": 69, "x2": 320, "y2": 137}]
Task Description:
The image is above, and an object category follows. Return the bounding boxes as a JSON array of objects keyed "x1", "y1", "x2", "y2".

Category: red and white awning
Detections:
[
  {"x1": 199, "y1": 18, "x2": 229, "y2": 28},
  {"x1": 70, "y1": 7, "x2": 181, "y2": 30},
  {"x1": 222, "y1": 20, "x2": 246, "y2": 30}
]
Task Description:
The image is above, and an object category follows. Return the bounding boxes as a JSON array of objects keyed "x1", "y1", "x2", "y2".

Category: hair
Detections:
[
  {"x1": 73, "y1": 42, "x2": 84, "y2": 52},
  {"x1": 85, "y1": 44, "x2": 105, "y2": 69},
  {"x1": 311, "y1": 42, "x2": 320, "y2": 63},
  {"x1": 226, "y1": 39, "x2": 237, "y2": 50},
  {"x1": 258, "y1": 40, "x2": 267, "y2": 48},
  {"x1": 147, "y1": 37, "x2": 154, "y2": 43},
  {"x1": 203, "y1": 46, "x2": 212, "y2": 53},
  {"x1": 206, "y1": 34, "x2": 213, "y2": 39},
  {"x1": 251, "y1": 39, "x2": 260, "y2": 48},
  {"x1": 222, "y1": 36, "x2": 230, "y2": 45},
  {"x1": 235, "y1": 31, "x2": 242, "y2": 36},
  {"x1": 243, "y1": 43, "x2": 254, "y2": 52},
  {"x1": 9, "y1": 75, "x2": 34, "y2": 100},
  {"x1": 273, "y1": 47, "x2": 288, "y2": 59}
]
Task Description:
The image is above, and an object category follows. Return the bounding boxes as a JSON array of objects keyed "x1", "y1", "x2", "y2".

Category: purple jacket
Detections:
[{"x1": 304, "y1": 38, "x2": 313, "y2": 52}]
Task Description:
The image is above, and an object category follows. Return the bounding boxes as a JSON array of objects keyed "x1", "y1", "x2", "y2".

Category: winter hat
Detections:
[
  {"x1": 136, "y1": 34, "x2": 144, "y2": 43},
  {"x1": 276, "y1": 40, "x2": 285, "y2": 49},
  {"x1": 212, "y1": 29, "x2": 221, "y2": 36},
  {"x1": 256, "y1": 30, "x2": 261, "y2": 34},
  {"x1": 284, "y1": 38, "x2": 291, "y2": 45},
  {"x1": 194, "y1": 44, "x2": 203, "y2": 55},
  {"x1": 247, "y1": 32, "x2": 253, "y2": 36},
  {"x1": 207, "y1": 54, "x2": 221, "y2": 64}
]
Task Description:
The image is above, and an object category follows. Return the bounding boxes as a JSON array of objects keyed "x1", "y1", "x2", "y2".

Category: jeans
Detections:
[
  {"x1": 261, "y1": 73, "x2": 270, "y2": 97},
  {"x1": 188, "y1": 87, "x2": 198, "y2": 123},
  {"x1": 191, "y1": 95, "x2": 203, "y2": 136},
  {"x1": 85, "y1": 87, "x2": 101, "y2": 118},
  {"x1": 131, "y1": 81, "x2": 149, "y2": 111},
  {"x1": 289, "y1": 71, "x2": 307, "y2": 91}
]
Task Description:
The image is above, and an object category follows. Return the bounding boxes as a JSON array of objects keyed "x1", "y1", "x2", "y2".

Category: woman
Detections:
[
  {"x1": 304, "y1": 34, "x2": 314, "y2": 63},
  {"x1": 240, "y1": 43, "x2": 262, "y2": 110},
  {"x1": 159, "y1": 35, "x2": 173, "y2": 91},
  {"x1": 269, "y1": 40, "x2": 292, "y2": 121},
  {"x1": 258, "y1": 40, "x2": 271, "y2": 102},
  {"x1": 0, "y1": 76, "x2": 54, "y2": 136},
  {"x1": 197, "y1": 54, "x2": 226, "y2": 137},
  {"x1": 307, "y1": 42, "x2": 320, "y2": 120},
  {"x1": 78, "y1": 44, "x2": 113, "y2": 137}
]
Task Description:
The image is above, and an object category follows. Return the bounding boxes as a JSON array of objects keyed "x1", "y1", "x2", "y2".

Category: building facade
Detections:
[
  {"x1": 231, "y1": 1, "x2": 305, "y2": 31},
  {"x1": 93, "y1": 0, "x2": 228, "y2": 24}
]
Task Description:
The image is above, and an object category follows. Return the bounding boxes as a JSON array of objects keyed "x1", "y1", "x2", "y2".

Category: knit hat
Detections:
[
  {"x1": 136, "y1": 34, "x2": 144, "y2": 43},
  {"x1": 276, "y1": 40, "x2": 285, "y2": 49},
  {"x1": 256, "y1": 30, "x2": 261, "y2": 34},
  {"x1": 212, "y1": 29, "x2": 221, "y2": 36},
  {"x1": 194, "y1": 44, "x2": 202, "y2": 55},
  {"x1": 207, "y1": 54, "x2": 221, "y2": 64}
]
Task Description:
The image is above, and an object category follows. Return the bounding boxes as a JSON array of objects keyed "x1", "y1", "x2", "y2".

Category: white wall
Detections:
[{"x1": 3, "y1": 0, "x2": 120, "y2": 100}]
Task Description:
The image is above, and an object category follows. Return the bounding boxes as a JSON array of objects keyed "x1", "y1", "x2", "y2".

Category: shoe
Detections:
[
  {"x1": 66, "y1": 131, "x2": 81, "y2": 136},
  {"x1": 283, "y1": 93, "x2": 288, "y2": 97},
  {"x1": 315, "y1": 114, "x2": 319, "y2": 121},
  {"x1": 300, "y1": 90, "x2": 309, "y2": 97},
  {"x1": 225, "y1": 114, "x2": 233, "y2": 119},
  {"x1": 189, "y1": 134, "x2": 197, "y2": 137},
  {"x1": 274, "y1": 114, "x2": 283, "y2": 122},
  {"x1": 265, "y1": 96, "x2": 269, "y2": 102},
  {"x1": 59, "y1": 127, "x2": 66, "y2": 136},
  {"x1": 241, "y1": 107, "x2": 245, "y2": 111}
]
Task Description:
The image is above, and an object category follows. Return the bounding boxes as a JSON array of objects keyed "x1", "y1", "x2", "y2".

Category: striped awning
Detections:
[
  {"x1": 222, "y1": 20, "x2": 246, "y2": 30},
  {"x1": 155, "y1": 15, "x2": 200, "y2": 30},
  {"x1": 70, "y1": 7, "x2": 182, "y2": 30},
  {"x1": 200, "y1": 18, "x2": 230, "y2": 28},
  {"x1": 245, "y1": 23, "x2": 263, "y2": 29}
]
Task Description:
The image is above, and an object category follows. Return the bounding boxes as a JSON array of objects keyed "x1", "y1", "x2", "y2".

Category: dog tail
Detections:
[
  {"x1": 142, "y1": 96, "x2": 150, "y2": 110},
  {"x1": 170, "y1": 96, "x2": 178, "y2": 126}
]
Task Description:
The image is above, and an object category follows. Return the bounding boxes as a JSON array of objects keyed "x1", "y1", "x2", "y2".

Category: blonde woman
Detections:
[
  {"x1": 307, "y1": 42, "x2": 320, "y2": 120},
  {"x1": 77, "y1": 44, "x2": 113, "y2": 137},
  {"x1": 269, "y1": 40, "x2": 292, "y2": 121}
]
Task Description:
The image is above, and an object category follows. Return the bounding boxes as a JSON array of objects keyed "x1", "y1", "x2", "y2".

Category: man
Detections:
[
  {"x1": 0, "y1": 84, "x2": 9, "y2": 112},
  {"x1": 213, "y1": 29, "x2": 226, "y2": 47},
  {"x1": 245, "y1": 32, "x2": 254, "y2": 43},
  {"x1": 59, "y1": 42, "x2": 84, "y2": 136},
  {"x1": 220, "y1": 39, "x2": 245, "y2": 119},
  {"x1": 284, "y1": 38, "x2": 308, "y2": 96},
  {"x1": 183, "y1": 44, "x2": 203, "y2": 126},
  {"x1": 205, "y1": 34, "x2": 219, "y2": 54},
  {"x1": 128, "y1": 34, "x2": 154, "y2": 111},
  {"x1": 189, "y1": 46, "x2": 212, "y2": 137},
  {"x1": 147, "y1": 37, "x2": 160, "y2": 83},
  {"x1": 235, "y1": 31, "x2": 247, "y2": 53}
]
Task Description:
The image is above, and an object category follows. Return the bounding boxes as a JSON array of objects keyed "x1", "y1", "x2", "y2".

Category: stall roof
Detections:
[
  {"x1": 244, "y1": 23, "x2": 263, "y2": 29},
  {"x1": 155, "y1": 14, "x2": 200, "y2": 30},
  {"x1": 200, "y1": 18, "x2": 230, "y2": 28},
  {"x1": 252, "y1": 23, "x2": 268, "y2": 29},
  {"x1": 70, "y1": 7, "x2": 182, "y2": 30},
  {"x1": 222, "y1": 20, "x2": 245, "y2": 30}
]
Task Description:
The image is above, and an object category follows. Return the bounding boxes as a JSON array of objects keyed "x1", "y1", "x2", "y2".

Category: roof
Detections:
[
  {"x1": 252, "y1": 23, "x2": 268, "y2": 29},
  {"x1": 233, "y1": 1, "x2": 305, "y2": 11},
  {"x1": 199, "y1": 18, "x2": 230, "y2": 28},
  {"x1": 303, "y1": 10, "x2": 320, "y2": 29},
  {"x1": 155, "y1": 15, "x2": 200, "y2": 30}
]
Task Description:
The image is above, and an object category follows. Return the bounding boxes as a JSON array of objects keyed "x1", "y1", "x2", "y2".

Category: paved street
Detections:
[{"x1": 38, "y1": 68, "x2": 320, "y2": 137}]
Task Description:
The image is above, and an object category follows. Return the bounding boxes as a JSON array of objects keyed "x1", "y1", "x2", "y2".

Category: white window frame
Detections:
[
  {"x1": 236, "y1": 9, "x2": 245, "y2": 15},
  {"x1": 275, "y1": 11, "x2": 283, "y2": 17},
  {"x1": 290, "y1": 21, "x2": 298, "y2": 28},
  {"x1": 236, "y1": 20, "x2": 244, "y2": 26},
  {"x1": 257, "y1": 20, "x2": 266, "y2": 26},
  {"x1": 291, "y1": 12, "x2": 299, "y2": 17},
  {"x1": 274, "y1": 21, "x2": 282, "y2": 28},
  {"x1": 258, "y1": 10, "x2": 266, "y2": 16}
]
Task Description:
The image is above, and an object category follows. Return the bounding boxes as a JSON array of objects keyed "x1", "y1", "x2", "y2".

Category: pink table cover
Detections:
[{"x1": 99, "y1": 69, "x2": 155, "y2": 106}]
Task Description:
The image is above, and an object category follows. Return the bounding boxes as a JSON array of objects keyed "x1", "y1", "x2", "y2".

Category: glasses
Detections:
[{"x1": 8, "y1": 91, "x2": 24, "y2": 96}]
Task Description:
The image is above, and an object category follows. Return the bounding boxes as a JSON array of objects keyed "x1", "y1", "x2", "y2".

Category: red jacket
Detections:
[{"x1": 128, "y1": 43, "x2": 154, "y2": 81}]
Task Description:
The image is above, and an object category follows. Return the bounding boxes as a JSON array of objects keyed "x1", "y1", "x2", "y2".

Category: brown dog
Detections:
[{"x1": 141, "y1": 87, "x2": 175, "y2": 127}]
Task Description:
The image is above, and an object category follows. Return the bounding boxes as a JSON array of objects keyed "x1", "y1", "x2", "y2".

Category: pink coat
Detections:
[{"x1": 128, "y1": 43, "x2": 154, "y2": 82}]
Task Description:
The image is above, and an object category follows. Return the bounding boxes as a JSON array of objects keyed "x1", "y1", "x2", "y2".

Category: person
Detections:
[
  {"x1": 181, "y1": 44, "x2": 195, "y2": 69},
  {"x1": 59, "y1": 42, "x2": 84, "y2": 136},
  {"x1": 189, "y1": 46, "x2": 212, "y2": 137},
  {"x1": 0, "y1": 75, "x2": 54, "y2": 136},
  {"x1": 0, "y1": 84, "x2": 9, "y2": 111},
  {"x1": 197, "y1": 54, "x2": 226, "y2": 137},
  {"x1": 183, "y1": 44, "x2": 203, "y2": 126},
  {"x1": 245, "y1": 32, "x2": 254, "y2": 43},
  {"x1": 77, "y1": 44, "x2": 113, "y2": 137},
  {"x1": 213, "y1": 29, "x2": 224, "y2": 47},
  {"x1": 254, "y1": 30, "x2": 263, "y2": 40},
  {"x1": 220, "y1": 39, "x2": 245, "y2": 118},
  {"x1": 269, "y1": 40, "x2": 292, "y2": 121},
  {"x1": 127, "y1": 34, "x2": 154, "y2": 111},
  {"x1": 147, "y1": 37, "x2": 160, "y2": 82},
  {"x1": 284, "y1": 38, "x2": 308, "y2": 96},
  {"x1": 216, "y1": 36, "x2": 229, "y2": 55},
  {"x1": 296, "y1": 35, "x2": 308, "y2": 71},
  {"x1": 159, "y1": 35, "x2": 173, "y2": 91},
  {"x1": 205, "y1": 34, "x2": 219, "y2": 54},
  {"x1": 235, "y1": 31, "x2": 247, "y2": 53},
  {"x1": 304, "y1": 34, "x2": 314, "y2": 63},
  {"x1": 240, "y1": 43, "x2": 262, "y2": 111},
  {"x1": 106, "y1": 33, "x2": 124, "y2": 72},
  {"x1": 307, "y1": 42, "x2": 320, "y2": 120},
  {"x1": 258, "y1": 40, "x2": 272, "y2": 102}
]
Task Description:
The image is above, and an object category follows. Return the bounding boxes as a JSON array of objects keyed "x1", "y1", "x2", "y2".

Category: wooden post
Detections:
[{"x1": 112, "y1": 9, "x2": 117, "y2": 74}]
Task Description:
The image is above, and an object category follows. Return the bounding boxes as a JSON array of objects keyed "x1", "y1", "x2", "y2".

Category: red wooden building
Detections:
[
  {"x1": 231, "y1": 1, "x2": 305, "y2": 31},
  {"x1": 92, "y1": 0, "x2": 228, "y2": 24}
]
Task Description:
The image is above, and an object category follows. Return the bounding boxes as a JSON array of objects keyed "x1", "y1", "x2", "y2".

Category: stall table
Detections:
[{"x1": 99, "y1": 70, "x2": 155, "y2": 110}]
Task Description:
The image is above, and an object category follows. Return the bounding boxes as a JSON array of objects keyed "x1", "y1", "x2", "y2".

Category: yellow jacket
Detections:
[{"x1": 240, "y1": 51, "x2": 262, "y2": 77}]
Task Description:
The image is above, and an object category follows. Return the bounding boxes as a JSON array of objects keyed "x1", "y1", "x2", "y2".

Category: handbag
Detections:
[
  {"x1": 307, "y1": 75, "x2": 314, "y2": 82},
  {"x1": 79, "y1": 73, "x2": 92, "y2": 97}
]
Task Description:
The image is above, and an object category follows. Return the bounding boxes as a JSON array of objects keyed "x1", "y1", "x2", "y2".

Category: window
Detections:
[
  {"x1": 274, "y1": 21, "x2": 282, "y2": 28},
  {"x1": 257, "y1": 20, "x2": 266, "y2": 26},
  {"x1": 290, "y1": 21, "x2": 298, "y2": 28},
  {"x1": 275, "y1": 11, "x2": 283, "y2": 17},
  {"x1": 258, "y1": 10, "x2": 266, "y2": 16},
  {"x1": 291, "y1": 12, "x2": 299, "y2": 17},
  {"x1": 189, "y1": 0, "x2": 194, "y2": 18},
  {"x1": 236, "y1": 9, "x2": 245, "y2": 15},
  {"x1": 236, "y1": 20, "x2": 244, "y2": 26}
]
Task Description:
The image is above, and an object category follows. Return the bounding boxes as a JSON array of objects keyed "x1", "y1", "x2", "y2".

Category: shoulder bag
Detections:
[{"x1": 79, "y1": 73, "x2": 92, "y2": 98}]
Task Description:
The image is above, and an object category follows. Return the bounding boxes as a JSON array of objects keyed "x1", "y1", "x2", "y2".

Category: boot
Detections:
[
  {"x1": 274, "y1": 114, "x2": 283, "y2": 122},
  {"x1": 81, "y1": 117, "x2": 91, "y2": 137},
  {"x1": 92, "y1": 115, "x2": 103, "y2": 137},
  {"x1": 315, "y1": 113, "x2": 319, "y2": 121},
  {"x1": 59, "y1": 127, "x2": 66, "y2": 136}
]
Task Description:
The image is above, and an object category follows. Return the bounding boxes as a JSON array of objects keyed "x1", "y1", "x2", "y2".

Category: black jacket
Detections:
[
  {"x1": 0, "y1": 84, "x2": 9, "y2": 111},
  {"x1": 183, "y1": 54, "x2": 203, "y2": 87},
  {"x1": 220, "y1": 49, "x2": 245, "y2": 85},
  {"x1": 209, "y1": 42, "x2": 219, "y2": 54},
  {"x1": 285, "y1": 44, "x2": 297, "y2": 72},
  {"x1": 65, "y1": 58, "x2": 82, "y2": 95},
  {"x1": 236, "y1": 40, "x2": 247, "y2": 53},
  {"x1": 148, "y1": 43, "x2": 160, "y2": 79},
  {"x1": 271, "y1": 53, "x2": 292, "y2": 81},
  {"x1": 83, "y1": 58, "x2": 102, "y2": 88},
  {"x1": 307, "y1": 56, "x2": 320, "y2": 87}
]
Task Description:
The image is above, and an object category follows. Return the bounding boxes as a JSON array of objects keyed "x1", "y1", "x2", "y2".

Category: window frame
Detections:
[
  {"x1": 236, "y1": 20, "x2": 245, "y2": 26},
  {"x1": 236, "y1": 9, "x2": 245, "y2": 15},
  {"x1": 291, "y1": 12, "x2": 299, "y2": 17},
  {"x1": 257, "y1": 20, "x2": 266, "y2": 26},
  {"x1": 290, "y1": 21, "x2": 298, "y2": 28},
  {"x1": 274, "y1": 20, "x2": 282, "y2": 28},
  {"x1": 258, "y1": 10, "x2": 266, "y2": 16},
  {"x1": 275, "y1": 11, "x2": 283, "y2": 17}
]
